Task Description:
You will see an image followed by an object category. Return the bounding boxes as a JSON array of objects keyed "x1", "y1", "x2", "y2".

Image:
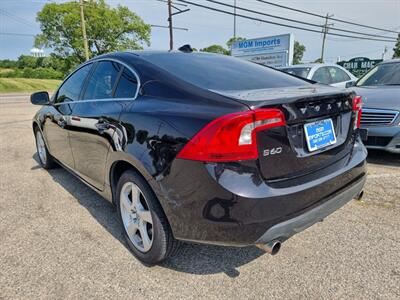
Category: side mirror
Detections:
[
  {"x1": 345, "y1": 81, "x2": 356, "y2": 88},
  {"x1": 30, "y1": 91, "x2": 50, "y2": 105}
]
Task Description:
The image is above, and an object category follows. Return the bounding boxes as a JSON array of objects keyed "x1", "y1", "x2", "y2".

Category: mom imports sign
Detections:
[{"x1": 231, "y1": 34, "x2": 294, "y2": 68}]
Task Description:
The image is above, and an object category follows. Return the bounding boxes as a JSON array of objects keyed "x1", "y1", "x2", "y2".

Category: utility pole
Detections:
[
  {"x1": 233, "y1": 0, "x2": 237, "y2": 39},
  {"x1": 168, "y1": 0, "x2": 173, "y2": 51},
  {"x1": 382, "y1": 46, "x2": 388, "y2": 60},
  {"x1": 166, "y1": 1, "x2": 189, "y2": 51},
  {"x1": 79, "y1": 0, "x2": 89, "y2": 61},
  {"x1": 320, "y1": 13, "x2": 333, "y2": 63}
]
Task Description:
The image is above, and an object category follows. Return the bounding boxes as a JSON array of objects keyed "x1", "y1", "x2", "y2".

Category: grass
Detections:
[
  {"x1": 0, "y1": 68, "x2": 14, "y2": 74},
  {"x1": 0, "y1": 78, "x2": 61, "y2": 93}
]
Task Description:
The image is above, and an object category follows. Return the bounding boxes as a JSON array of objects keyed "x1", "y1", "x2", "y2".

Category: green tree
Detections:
[
  {"x1": 35, "y1": 0, "x2": 151, "y2": 63},
  {"x1": 393, "y1": 33, "x2": 400, "y2": 58},
  {"x1": 293, "y1": 41, "x2": 306, "y2": 65},
  {"x1": 17, "y1": 55, "x2": 38, "y2": 69},
  {"x1": 226, "y1": 36, "x2": 245, "y2": 50},
  {"x1": 200, "y1": 45, "x2": 229, "y2": 55}
]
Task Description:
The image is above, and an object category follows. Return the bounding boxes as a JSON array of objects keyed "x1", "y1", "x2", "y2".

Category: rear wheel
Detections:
[
  {"x1": 116, "y1": 170, "x2": 181, "y2": 265},
  {"x1": 34, "y1": 128, "x2": 57, "y2": 169}
]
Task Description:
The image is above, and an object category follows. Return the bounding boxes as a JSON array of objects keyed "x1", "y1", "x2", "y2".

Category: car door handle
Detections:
[
  {"x1": 57, "y1": 117, "x2": 67, "y2": 128},
  {"x1": 95, "y1": 119, "x2": 110, "y2": 134}
]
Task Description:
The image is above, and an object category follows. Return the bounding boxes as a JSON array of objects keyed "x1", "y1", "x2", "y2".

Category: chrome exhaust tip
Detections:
[
  {"x1": 355, "y1": 190, "x2": 364, "y2": 201},
  {"x1": 257, "y1": 240, "x2": 281, "y2": 255}
]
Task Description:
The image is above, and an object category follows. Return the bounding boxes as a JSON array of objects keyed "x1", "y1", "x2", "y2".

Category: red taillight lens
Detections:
[
  {"x1": 177, "y1": 108, "x2": 286, "y2": 162},
  {"x1": 352, "y1": 95, "x2": 362, "y2": 129}
]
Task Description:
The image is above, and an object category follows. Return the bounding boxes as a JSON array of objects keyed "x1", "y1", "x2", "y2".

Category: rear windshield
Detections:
[
  {"x1": 143, "y1": 53, "x2": 309, "y2": 91},
  {"x1": 281, "y1": 67, "x2": 311, "y2": 79}
]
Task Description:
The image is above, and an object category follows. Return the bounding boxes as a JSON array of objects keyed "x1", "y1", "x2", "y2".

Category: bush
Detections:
[{"x1": 0, "y1": 67, "x2": 64, "y2": 79}]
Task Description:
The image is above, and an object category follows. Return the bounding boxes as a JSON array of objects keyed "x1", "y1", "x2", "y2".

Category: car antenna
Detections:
[{"x1": 178, "y1": 44, "x2": 193, "y2": 53}]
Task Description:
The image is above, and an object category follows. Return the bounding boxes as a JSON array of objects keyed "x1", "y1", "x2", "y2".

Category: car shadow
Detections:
[
  {"x1": 366, "y1": 149, "x2": 400, "y2": 167},
  {"x1": 32, "y1": 154, "x2": 265, "y2": 277}
]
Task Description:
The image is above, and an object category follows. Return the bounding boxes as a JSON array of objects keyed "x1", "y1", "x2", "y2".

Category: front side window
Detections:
[
  {"x1": 312, "y1": 67, "x2": 331, "y2": 85},
  {"x1": 357, "y1": 63, "x2": 400, "y2": 86},
  {"x1": 328, "y1": 67, "x2": 351, "y2": 83},
  {"x1": 83, "y1": 61, "x2": 121, "y2": 100},
  {"x1": 55, "y1": 64, "x2": 92, "y2": 104},
  {"x1": 114, "y1": 68, "x2": 138, "y2": 98}
]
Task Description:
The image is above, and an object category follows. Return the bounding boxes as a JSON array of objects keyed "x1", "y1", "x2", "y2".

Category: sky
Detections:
[{"x1": 0, "y1": 0, "x2": 399, "y2": 63}]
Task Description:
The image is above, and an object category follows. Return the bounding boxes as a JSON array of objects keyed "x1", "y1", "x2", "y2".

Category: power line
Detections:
[
  {"x1": 177, "y1": 0, "x2": 397, "y2": 43},
  {"x1": 0, "y1": 9, "x2": 37, "y2": 28},
  {"x1": 204, "y1": 0, "x2": 397, "y2": 41},
  {"x1": 0, "y1": 32, "x2": 36, "y2": 37},
  {"x1": 255, "y1": 0, "x2": 400, "y2": 34}
]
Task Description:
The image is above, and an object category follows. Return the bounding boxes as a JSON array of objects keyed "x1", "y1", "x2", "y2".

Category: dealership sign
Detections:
[
  {"x1": 337, "y1": 57, "x2": 382, "y2": 77},
  {"x1": 231, "y1": 34, "x2": 294, "y2": 68}
]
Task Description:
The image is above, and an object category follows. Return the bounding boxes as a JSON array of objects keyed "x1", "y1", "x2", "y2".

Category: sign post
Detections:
[
  {"x1": 231, "y1": 34, "x2": 294, "y2": 68},
  {"x1": 337, "y1": 57, "x2": 382, "y2": 77}
]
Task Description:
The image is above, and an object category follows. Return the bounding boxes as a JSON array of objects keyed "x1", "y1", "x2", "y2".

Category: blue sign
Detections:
[
  {"x1": 304, "y1": 119, "x2": 337, "y2": 152},
  {"x1": 231, "y1": 34, "x2": 294, "y2": 67}
]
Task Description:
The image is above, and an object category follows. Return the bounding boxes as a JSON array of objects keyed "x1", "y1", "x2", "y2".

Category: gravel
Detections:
[{"x1": 1, "y1": 95, "x2": 399, "y2": 299}]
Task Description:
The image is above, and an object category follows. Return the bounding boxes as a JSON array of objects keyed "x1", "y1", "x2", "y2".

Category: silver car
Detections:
[
  {"x1": 352, "y1": 59, "x2": 400, "y2": 154},
  {"x1": 281, "y1": 63, "x2": 358, "y2": 88}
]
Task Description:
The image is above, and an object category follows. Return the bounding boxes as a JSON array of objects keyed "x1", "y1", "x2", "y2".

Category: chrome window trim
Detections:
[
  {"x1": 53, "y1": 97, "x2": 135, "y2": 106},
  {"x1": 53, "y1": 57, "x2": 141, "y2": 105}
]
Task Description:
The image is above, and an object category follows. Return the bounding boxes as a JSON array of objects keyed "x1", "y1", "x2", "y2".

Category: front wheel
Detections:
[
  {"x1": 34, "y1": 128, "x2": 57, "y2": 169},
  {"x1": 116, "y1": 170, "x2": 181, "y2": 265}
]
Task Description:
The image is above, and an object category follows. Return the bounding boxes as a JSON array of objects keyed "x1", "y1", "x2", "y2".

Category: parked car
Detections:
[
  {"x1": 31, "y1": 51, "x2": 367, "y2": 265},
  {"x1": 352, "y1": 59, "x2": 400, "y2": 153},
  {"x1": 280, "y1": 63, "x2": 357, "y2": 88}
]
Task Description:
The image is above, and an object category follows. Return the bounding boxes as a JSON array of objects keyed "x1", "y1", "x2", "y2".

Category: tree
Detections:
[
  {"x1": 293, "y1": 41, "x2": 306, "y2": 65},
  {"x1": 200, "y1": 45, "x2": 229, "y2": 55},
  {"x1": 35, "y1": 0, "x2": 151, "y2": 63},
  {"x1": 17, "y1": 55, "x2": 38, "y2": 69},
  {"x1": 226, "y1": 36, "x2": 246, "y2": 50},
  {"x1": 393, "y1": 33, "x2": 400, "y2": 58}
]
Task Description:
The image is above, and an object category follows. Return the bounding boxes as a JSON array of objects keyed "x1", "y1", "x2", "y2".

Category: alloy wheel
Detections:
[
  {"x1": 36, "y1": 131, "x2": 47, "y2": 165},
  {"x1": 120, "y1": 182, "x2": 154, "y2": 252}
]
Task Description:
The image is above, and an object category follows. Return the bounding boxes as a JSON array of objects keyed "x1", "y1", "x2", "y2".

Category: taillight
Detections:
[
  {"x1": 177, "y1": 108, "x2": 286, "y2": 162},
  {"x1": 352, "y1": 95, "x2": 362, "y2": 129}
]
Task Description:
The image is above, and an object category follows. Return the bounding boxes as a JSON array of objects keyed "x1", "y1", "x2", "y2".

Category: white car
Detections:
[{"x1": 280, "y1": 63, "x2": 358, "y2": 88}]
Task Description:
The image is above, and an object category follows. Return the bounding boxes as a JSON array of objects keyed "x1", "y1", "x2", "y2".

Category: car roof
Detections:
[
  {"x1": 281, "y1": 63, "x2": 344, "y2": 69},
  {"x1": 378, "y1": 58, "x2": 400, "y2": 65}
]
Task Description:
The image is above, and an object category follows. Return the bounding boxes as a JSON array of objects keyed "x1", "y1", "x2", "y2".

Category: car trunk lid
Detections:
[{"x1": 213, "y1": 85, "x2": 357, "y2": 181}]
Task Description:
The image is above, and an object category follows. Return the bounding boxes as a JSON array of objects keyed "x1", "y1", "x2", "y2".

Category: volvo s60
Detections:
[{"x1": 31, "y1": 51, "x2": 367, "y2": 265}]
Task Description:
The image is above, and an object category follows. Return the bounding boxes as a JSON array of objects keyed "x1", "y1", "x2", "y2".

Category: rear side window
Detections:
[
  {"x1": 83, "y1": 61, "x2": 121, "y2": 100},
  {"x1": 328, "y1": 67, "x2": 351, "y2": 83},
  {"x1": 55, "y1": 64, "x2": 92, "y2": 104},
  {"x1": 312, "y1": 67, "x2": 331, "y2": 85},
  {"x1": 114, "y1": 68, "x2": 138, "y2": 98},
  {"x1": 143, "y1": 53, "x2": 308, "y2": 91},
  {"x1": 281, "y1": 67, "x2": 311, "y2": 79}
]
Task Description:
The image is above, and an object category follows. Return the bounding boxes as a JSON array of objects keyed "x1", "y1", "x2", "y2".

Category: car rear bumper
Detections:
[
  {"x1": 362, "y1": 126, "x2": 400, "y2": 154},
  {"x1": 256, "y1": 174, "x2": 365, "y2": 244},
  {"x1": 154, "y1": 140, "x2": 367, "y2": 246}
]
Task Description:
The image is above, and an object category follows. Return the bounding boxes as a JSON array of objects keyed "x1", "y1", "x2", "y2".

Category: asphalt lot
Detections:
[{"x1": 0, "y1": 94, "x2": 399, "y2": 299}]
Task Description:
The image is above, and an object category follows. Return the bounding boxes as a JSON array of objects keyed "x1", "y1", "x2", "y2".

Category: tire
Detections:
[
  {"x1": 116, "y1": 170, "x2": 181, "y2": 265},
  {"x1": 34, "y1": 127, "x2": 57, "y2": 169}
]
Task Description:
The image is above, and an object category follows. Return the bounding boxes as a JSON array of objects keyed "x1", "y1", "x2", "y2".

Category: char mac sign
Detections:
[
  {"x1": 231, "y1": 34, "x2": 294, "y2": 68},
  {"x1": 337, "y1": 57, "x2": 382, "y2": 77}
]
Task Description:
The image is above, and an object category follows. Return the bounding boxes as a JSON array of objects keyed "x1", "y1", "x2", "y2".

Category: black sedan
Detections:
[{"x1": 31, "y1": 51, "x2": 367, "y2": 265}]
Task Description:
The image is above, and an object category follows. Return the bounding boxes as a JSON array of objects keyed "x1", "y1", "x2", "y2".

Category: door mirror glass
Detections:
[
  {"x1": 30, "y1": 91, "x2": 50, "y2": 105},
  {"x1": 345, "y1": 81, "x2": 356, "y2": 88}
]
